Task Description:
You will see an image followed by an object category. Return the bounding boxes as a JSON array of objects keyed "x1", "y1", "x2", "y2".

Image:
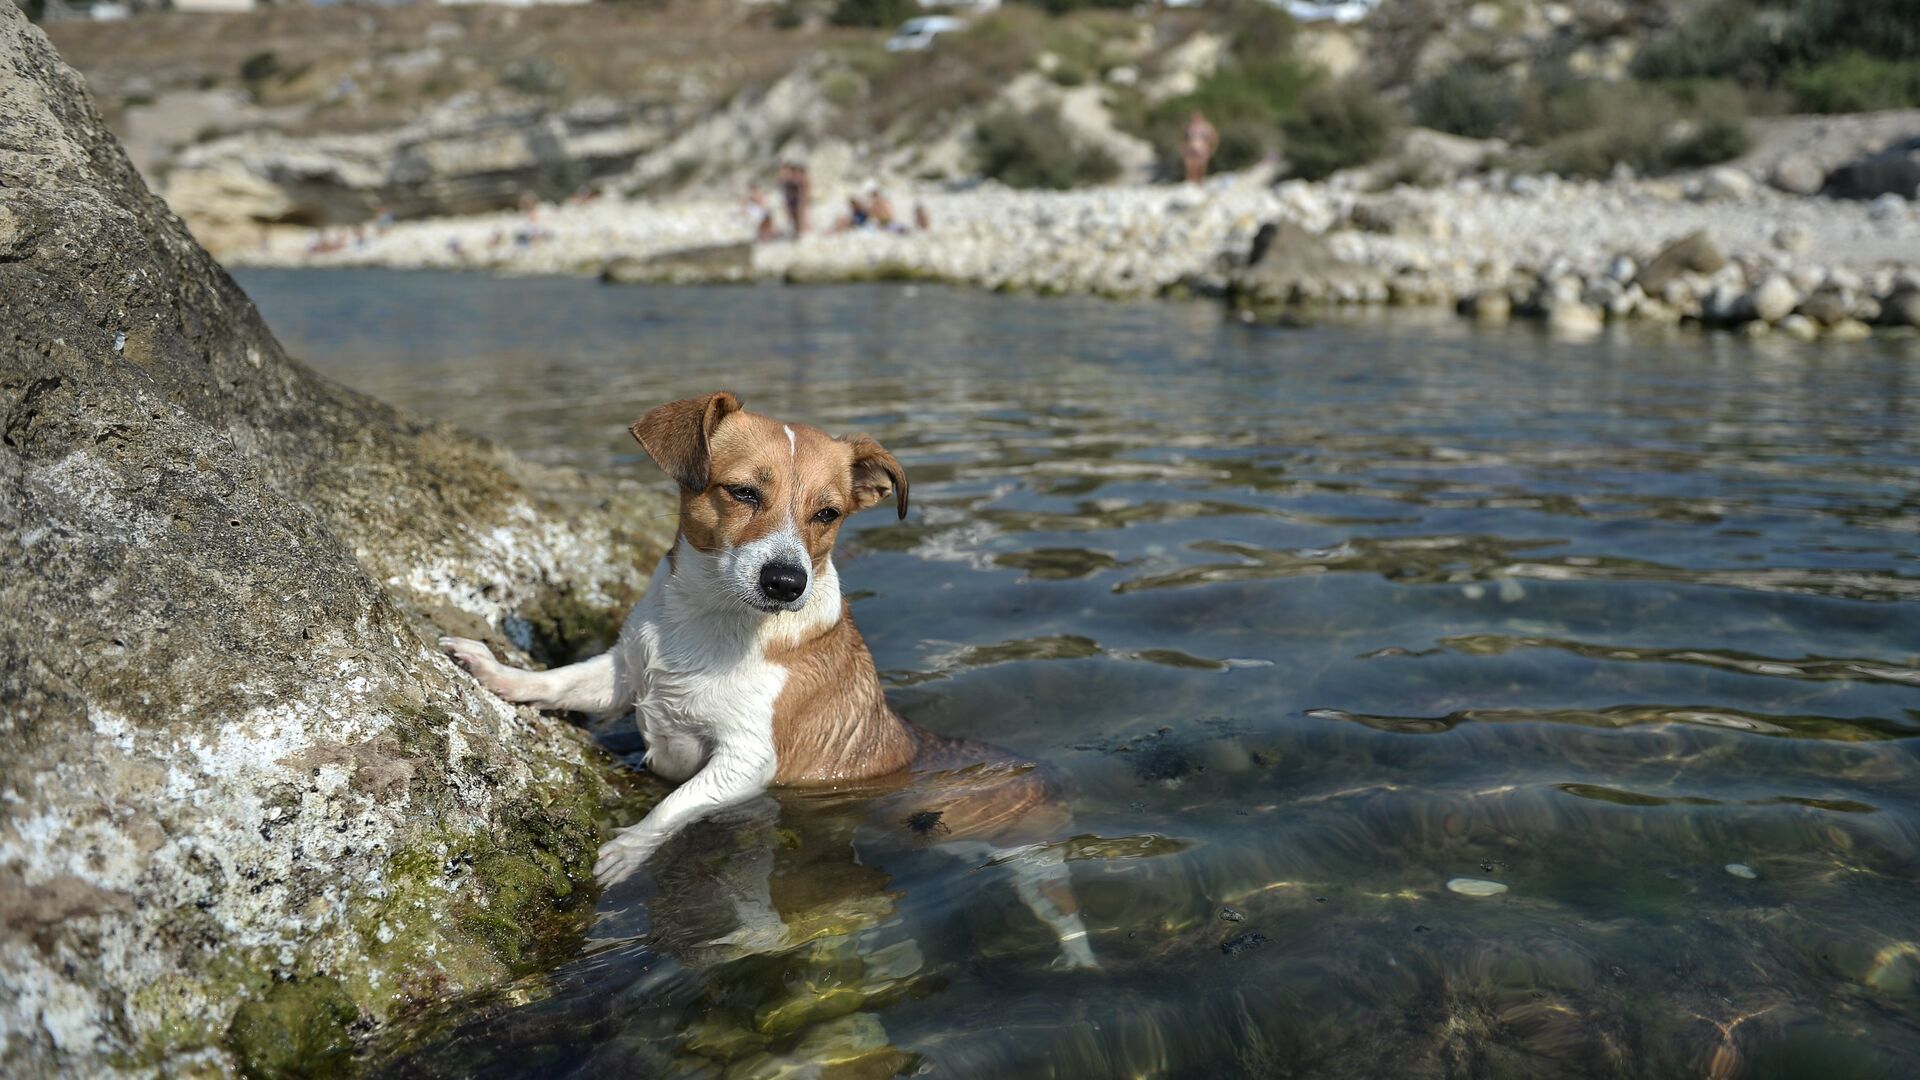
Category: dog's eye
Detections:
[
  {"x1": 812, "y1": 507, "x2": 841, "y2": 525},
  {"x1": 725, "y1": 485, "x2": 762, "y2": 506}
]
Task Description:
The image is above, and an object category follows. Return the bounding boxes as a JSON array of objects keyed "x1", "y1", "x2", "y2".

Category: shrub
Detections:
[
  {"x1": 1281, "y1": 81, "x2": 1399, "y2": 180},
  {"x1": 830, "y1": 0, "x2": 915, "y2": 29},
  {"x1": 1411, "y1": 68, "x2": 1515, "y2": 139},
  {"x1": 1533, "y1": 81, "x2": 1751, "y2": 177},
  {"x1": 1787, "y1": 53, "x2": 1920, "y2": 112},
  {"x1": 239, "y1": 51, "x2": 283, "y2": 85},
  {"x1": 974, "y1": 105, "x2": 1121, "y2": 189},
  {"x1": 1632, "y1": 0, "x2": 1920, "y2": 110}
]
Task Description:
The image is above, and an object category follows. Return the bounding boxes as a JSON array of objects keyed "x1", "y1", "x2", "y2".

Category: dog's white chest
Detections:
[{"x1": 627, "y1": 616, "x2": 786, "y2": 743}]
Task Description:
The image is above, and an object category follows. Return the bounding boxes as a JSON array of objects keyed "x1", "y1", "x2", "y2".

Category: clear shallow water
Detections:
[{"x1": 239, "y1": 269, "x2": 1920, "y2": 1078}]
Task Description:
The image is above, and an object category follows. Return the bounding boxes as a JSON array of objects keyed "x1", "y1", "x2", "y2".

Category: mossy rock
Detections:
[{"x1": 226, "y1": 978, "x2": 360, "y2": 1079}]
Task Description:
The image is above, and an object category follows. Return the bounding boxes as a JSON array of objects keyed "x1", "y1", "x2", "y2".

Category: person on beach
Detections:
[
  {"x1": 778, "y1": 162, "x2": 811, "y2": 237},
  {"x1": 870, "y1": 189, "x2": 897, "y2": 231},
  {"x1": 836, "y1": 192, "x2": 873, "y2": 232},
  {"x1": 914, "y1": 203, "x2": 931, "y2": 232},
  {"x1": 743, "y1": 183, "x2": 776, "y2": 242},
  {"x1": 1180, "y1": 109, "x2": 1219, "y2": 185}
]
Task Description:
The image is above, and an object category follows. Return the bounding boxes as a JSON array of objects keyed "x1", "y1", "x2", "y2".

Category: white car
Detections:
[
  {"x1": 1282, "y1": 0, "x2": 1380, "y2": 24},
  {"x1": 885, "y1": 16, "x2": 967, "y2": 53}
]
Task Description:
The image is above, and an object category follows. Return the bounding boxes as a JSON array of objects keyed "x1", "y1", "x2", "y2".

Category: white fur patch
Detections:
[{"x1": 783, "y1": 425, "x2": 796, "y2": 458}]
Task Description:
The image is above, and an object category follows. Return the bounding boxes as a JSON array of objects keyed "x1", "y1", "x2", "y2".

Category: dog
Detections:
[{"x1": 440, "y1": 392, "x2": 1097, "y2": 968}]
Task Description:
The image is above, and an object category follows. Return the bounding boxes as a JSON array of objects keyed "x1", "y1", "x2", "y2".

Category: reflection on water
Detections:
[{"x1": 240, "y1": 271, "x2": 1920, "y2": 1078}]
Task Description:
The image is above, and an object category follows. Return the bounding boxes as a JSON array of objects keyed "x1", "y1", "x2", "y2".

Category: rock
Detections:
[
  {"x1": 1827, "y1": 318, "x2": 1874, "y2": 342},
  {"x1": 1768, "y1": 154, "x2": 1825, "y2": 196},
  {"x1": 1800, "y1": 288, "x2": 1853, "y2": 327},
  {"x1": 1692, "y1": 166, "x2": 1756, "y2": 201},
  {"x1": 1869, "y1": 192, "x2": 1910, "y2": 221},
  {"x1": 604, "y1": 241, "x2": 756, "y2": 285},
  {"x1": 1348, "y1": 195, "x2": 1452, "y2": 240},
  {"x1": 1606, "y1": 254, "x2": 1637, "y2": 283},
  {"x1": 1778, "y1": 314, "x2": 1820, "y2": 341},
  {"x1": 1218, "y1": 905, "x2": 1246, "y2": 923},
  {"x1": 1703, "y1": 280, "x2": 1747, "y2": 325},
  {"x1": 1545, "y1": 301, "x2": 1603, "y2": 337},
  {"x1": 1771, "y1": 224, "x2": 1812, "y2": 255},
  {"x1": 1724, "y1": 863, "x2": 1758, "y2": 880},
  {"x1": 1233, "y1": 220, "x2": 1386, "y2": 306},
  {"x1": 1220, "y1": 931, "x2": 1270, "y2": 955},
  {"x1": 1636, "y1": 230, "x2": 1727, "y2": 294},
  {"x1": 1465, "y1": 289, "x2": 1512, "y2": 324},
  {"x1": 1744, "y1": 275, "x2": 1799, "y2": 324},
  {"x1": 0, "y1": 8, "x2": 670, "y2": 1073},
  {"x1": 1824, "y1": 136, "x2": 1920, "y2": 201},
  {"x1": 1446, "y1": 878, "x2": 1510, "y2": 897},
  {"x1": 1881, "y1": 287, "x2": 1920, "y2": 328}
]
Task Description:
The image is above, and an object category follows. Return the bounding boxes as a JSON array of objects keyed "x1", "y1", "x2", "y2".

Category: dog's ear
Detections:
[
  {"x1": 629, "y1": 392, "x2": 742, "y2": 491},
  {"x1": 842, "y1": 435, "x2": 908, "y2": 519}
]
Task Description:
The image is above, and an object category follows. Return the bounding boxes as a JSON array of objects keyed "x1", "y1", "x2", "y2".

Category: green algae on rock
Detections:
[{"x1": 0, "y1": 6, "x2": 672, "y2": 1074}]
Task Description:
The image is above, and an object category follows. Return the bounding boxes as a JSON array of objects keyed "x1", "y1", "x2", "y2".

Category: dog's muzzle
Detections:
[{"x1": 757, "y1": 560, "x2": 808, "y2": 606}]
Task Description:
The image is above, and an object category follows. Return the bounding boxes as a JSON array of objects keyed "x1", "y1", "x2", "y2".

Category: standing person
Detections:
[
  {"x1": 779, "y1": 162, "x2": 811, "y2": 237},
  {"x1": 1180, "y1": 109, "x2": 1219, "y2": 185},
  {"x1": 743, "y1": 183, "x2": 776, "y2": 242}
]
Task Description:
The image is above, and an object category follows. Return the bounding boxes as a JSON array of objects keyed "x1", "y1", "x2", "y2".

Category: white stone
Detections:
[{"x1": 1447, "y1": 878, "x2": 1510, "y2": 896}]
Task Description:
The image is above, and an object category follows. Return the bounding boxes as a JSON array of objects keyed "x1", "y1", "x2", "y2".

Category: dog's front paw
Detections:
[
  {"x1": 439, "y1": 636, "x2": 521, "y2": 701},
  {"x1": 595, "y1": 833, "x2": 657, "y2": 888}
]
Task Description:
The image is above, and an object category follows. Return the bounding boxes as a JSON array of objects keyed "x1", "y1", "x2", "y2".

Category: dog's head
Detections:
[{"x1": 630, "y1": 391, "x2": 907, "y2": 614}]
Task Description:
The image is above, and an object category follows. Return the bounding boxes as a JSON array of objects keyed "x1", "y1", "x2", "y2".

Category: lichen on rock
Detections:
[{"x1": 0, "y1": 7, "x2": 669, "y2": 1074}]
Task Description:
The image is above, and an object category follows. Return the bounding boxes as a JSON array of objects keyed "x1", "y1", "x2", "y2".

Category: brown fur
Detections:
[{"x1": 637, "y1": 392, "x2": 1059, "y2": 846}]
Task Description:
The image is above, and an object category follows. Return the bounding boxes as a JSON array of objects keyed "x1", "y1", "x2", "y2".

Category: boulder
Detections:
[
  {"x1": 0, "y1": 8, "x2": 669, "y2": 1073},
  {"x1": 1635, "y1": 230, "x2": 1727, "y2": 295},
  {"x1": 1692, "y1": 166, "x2": 1756, "y2": 201},
  {"x1": 1232, "y1": 220, "x2": 1385, "y2": 306},
  {"x1": 1823, "y1": 136, "x2": 1920, "y2": 201},
  {"x1": 1463, "y1": 289, "x2": 1512, "y2": 324},
  {"x1": 1768, "y1": 154, "x2": 1825, "y2": 196},
  {"x1": 1545, "y1": 300, "x2": 1604, "y2": 337},
  {"x1": 1882, "y1": 287, "x2": 1920, "y2": 329},
  {"x1": 1743, "y1": 275, "x2": 1800, "y2": 324}
]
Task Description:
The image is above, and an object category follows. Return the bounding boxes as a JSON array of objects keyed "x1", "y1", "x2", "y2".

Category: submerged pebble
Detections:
[
  {"x1": 1217, "y1": 906, "x2": 1245, "y2": 923},
  {"x1": 1725, "y1": 863, "x2": 1758, "y2": 880},
  {"x1": 1220, "y1": 932, "x2": 1270, "y2": 956},
  {"x1": 1446, "y1": 878, "x2": 1509, "y2": 897}
]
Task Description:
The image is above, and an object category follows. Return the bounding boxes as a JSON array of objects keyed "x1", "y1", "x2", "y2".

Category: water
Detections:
[{"x1": 239, "y1": 269, "x2": 1920, "y2": 1078}]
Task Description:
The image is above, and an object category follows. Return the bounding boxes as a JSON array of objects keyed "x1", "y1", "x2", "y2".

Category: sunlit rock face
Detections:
[{"x1": 0, "y1": 7, "x2": 669, "y2": 1073}]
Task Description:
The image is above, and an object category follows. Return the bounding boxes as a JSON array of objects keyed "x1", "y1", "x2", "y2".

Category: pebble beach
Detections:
[{"x1": 232, "y1": 168, "x2": 1920, "y2": 339}]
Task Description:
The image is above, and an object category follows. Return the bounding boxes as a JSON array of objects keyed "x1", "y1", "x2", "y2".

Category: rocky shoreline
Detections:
[{"x1": 227, "y1": 165, "x2": 1920, "y2": 342}]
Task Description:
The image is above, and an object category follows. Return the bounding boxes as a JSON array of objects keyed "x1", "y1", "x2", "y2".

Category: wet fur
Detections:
[{"x1": 441, "y1": 392, "x2": 1095, "y2": 967}]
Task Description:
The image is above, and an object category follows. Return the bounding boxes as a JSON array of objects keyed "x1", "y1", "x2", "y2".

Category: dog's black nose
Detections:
[{"x1": 759, "y1": 561, "x2": 807, "y2": 604}]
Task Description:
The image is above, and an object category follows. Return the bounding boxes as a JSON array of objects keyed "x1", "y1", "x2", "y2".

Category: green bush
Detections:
[
  {"x1": 239, "y1": 51, "x2": 283, "y2": 85},
  {"x1": 1411, "y1": 68, "x2": 1516, "y2": 139},
  {"x1": 1787, "y1": 53, "x2": 1920, "y2": 112},
  {"x1": 974, "y1": 105, "x2": 1121, "y2": 189},
  {"x1": 1632, "y1": 0, "x2": 1920, "y2": 111},
  {"x1": 1532, "y1": 81, "x2": 1751, "y2": 177},
  {"x1": 1281, "y1": 81, "x2": 1399, "y2": 180},
  {"x1": 830, "y1": 0, "x2": 915, "y2": 28}
]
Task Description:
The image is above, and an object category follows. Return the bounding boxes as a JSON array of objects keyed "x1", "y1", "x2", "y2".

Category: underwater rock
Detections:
[
  {"x1": 0, "y1": 8, "x2": 671, "y2": 1073},
  {"x1": 1220, "y1": 932, "x2": 1270, "y2": 956},
  {"x1": 1724, "y1": 863, "x2": 1758, "y2": 880},
  {"x1": 1445, "y1": 878, "x2": 1511, "y2": 897}
]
